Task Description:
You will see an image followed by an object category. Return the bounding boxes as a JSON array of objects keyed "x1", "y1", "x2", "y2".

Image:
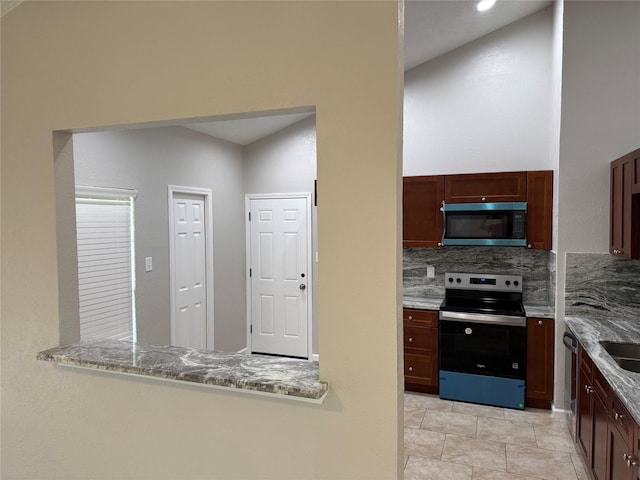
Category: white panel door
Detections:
[
  {"x1": 249, "y1": 197, "x2": 309, "y2": 358},
  {"x1": 172, "y1": 194, "x2": 207, "y2": 349}
]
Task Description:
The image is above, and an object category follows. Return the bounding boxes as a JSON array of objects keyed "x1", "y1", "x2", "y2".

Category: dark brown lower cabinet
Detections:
[
  {"x1": 403, "y1": 309, "x2": 438, "y2": 394},
  {"x1": 592, "y1": 390, "x2": 609, "y2": 480},
  {"x1": 525, "y1": 317, "x2": 554, "y2": 409},
  {"x1": 577, "y1": 346, "x2": 639, "y2": 480}
]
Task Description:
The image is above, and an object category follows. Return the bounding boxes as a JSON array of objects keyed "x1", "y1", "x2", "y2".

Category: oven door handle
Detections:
[{"x1": 439, "y1": 310, "x2": 526, "y2": 327}]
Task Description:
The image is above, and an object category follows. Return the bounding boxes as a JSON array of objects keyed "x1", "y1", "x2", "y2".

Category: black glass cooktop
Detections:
[{"x1": 440, "y1": 289, "x2": 525, "y2": 317}]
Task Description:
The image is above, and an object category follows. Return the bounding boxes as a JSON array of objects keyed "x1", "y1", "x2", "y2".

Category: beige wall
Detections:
[{"x1": 1, "y1": 2, "x2": 403, "y2": 479}]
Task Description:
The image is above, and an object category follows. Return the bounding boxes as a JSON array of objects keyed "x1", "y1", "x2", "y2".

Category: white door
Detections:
[
  {"x1": 249, "y1": 196, "x2": 310, "y2": 358},
  {"x1": 172, "y1": 193, "x2": 207, "y2": 349}
]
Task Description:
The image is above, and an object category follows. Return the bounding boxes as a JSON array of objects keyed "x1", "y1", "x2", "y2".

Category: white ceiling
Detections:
[
  {"x1": 193, "y1": 0, "x2": 552, "y2": 145},
  {"x1": 183, "y1": 111, "x2": 315, "y2": 146},
  {"x1": 404, "y1": 0, "x2": 552, "y2": 71},
  {"x1": 2, "y1": 0, "x2": 552, "y2": 145}
]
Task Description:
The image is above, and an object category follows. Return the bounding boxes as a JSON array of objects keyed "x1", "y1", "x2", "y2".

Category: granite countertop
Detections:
[
  {"x1": 38, "y1": 339, "x2": 328, "y2": 403},
  {"x1": 524, "y1": 305, "x2": 555, "y2": 319},
  {"x1": 565, "y1": 316, "x2": 640, "y2": 425},
  {"x1": 403, "y1": 296, "x2": 443, "y2": 311},
  {"x1": 402, "y1": 295, "x2": 555, "y2": 319}
]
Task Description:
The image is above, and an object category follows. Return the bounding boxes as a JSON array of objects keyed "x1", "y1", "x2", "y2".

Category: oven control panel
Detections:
[{"x1": 444, "y1": 272, "x2": 523, "y2": 292}]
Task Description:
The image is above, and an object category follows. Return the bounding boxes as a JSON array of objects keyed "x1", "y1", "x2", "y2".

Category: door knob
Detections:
[{"x1": 299, "y1": 284, "x2": 306, "y2": 290}]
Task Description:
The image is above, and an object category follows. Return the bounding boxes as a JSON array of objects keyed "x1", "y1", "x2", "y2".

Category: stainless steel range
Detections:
[{"x1": 439, "y1": 272, "x2": 526, "y2": 410}]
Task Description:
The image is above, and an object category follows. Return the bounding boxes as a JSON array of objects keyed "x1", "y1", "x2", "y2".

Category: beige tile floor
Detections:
[{"x1": 404, "y1": 392, "x2": 590, "y2": 480}]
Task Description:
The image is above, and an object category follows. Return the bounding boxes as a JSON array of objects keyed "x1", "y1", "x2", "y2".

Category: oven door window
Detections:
[{"x1": 439, "y1": 320, "x2": 526, "y2": 379}]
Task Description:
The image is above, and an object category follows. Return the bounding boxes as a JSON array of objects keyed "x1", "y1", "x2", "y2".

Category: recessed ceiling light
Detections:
[{"x1": 477, "y1": 0, "x2": 496, "y2": 12}]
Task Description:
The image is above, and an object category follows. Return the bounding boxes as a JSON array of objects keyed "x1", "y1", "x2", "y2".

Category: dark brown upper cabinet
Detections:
[
  {"x1": 403, "y1": 175, "x2": 444, "y2": 248},
  {"x1": 444, "y1": 171, "x2": 527, "y2": 204},
  {"x1": 526, "y1": 170, "x2": 553, "y2": 250},
  {"x1": 403, "y1": 169, "x2": 553, "y2": 250},
  {"x1": 610, "y1": 148, "x2": 640, "y2": 259}
]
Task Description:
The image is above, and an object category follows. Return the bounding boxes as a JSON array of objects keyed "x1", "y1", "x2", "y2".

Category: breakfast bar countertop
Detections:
[{"x1": 38, "y1": 339, "x2": 328, "y2": 403}]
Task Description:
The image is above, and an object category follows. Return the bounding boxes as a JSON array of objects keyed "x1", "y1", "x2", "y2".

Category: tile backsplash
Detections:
[
  {"x1": 403, "y1": 246, "x2": 555, "y2": 307},
  {"x1": 565, "y1": 253, "x2": 640, "y2": 321}
]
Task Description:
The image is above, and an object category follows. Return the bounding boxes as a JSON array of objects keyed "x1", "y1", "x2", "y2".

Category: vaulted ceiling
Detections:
[{"x1": 2, "y1": 0, "x2": 552, "y2": 144}]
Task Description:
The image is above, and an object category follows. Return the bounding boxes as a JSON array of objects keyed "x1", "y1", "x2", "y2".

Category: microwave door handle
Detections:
[{"x1": 440, "y1": 201, "x2": 446, "y2": 246}]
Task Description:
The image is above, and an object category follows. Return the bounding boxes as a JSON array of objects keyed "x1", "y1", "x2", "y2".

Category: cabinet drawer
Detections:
[
  {"x1": 579, "y1": 345, "x2": 594, "y2": 379},
  {"x1": 403, "y1": 309, "x2": 437, "y2": 327},
  {"x1": 593, "y1": 366, "x2": 610, "y2": 404},
  {"x1": 404, "y1": 325, "x2": 437, "y2": 351},
  {"x1": 610, "y1": 391, "x2": 635, "y2": 447},
  {"x1": 404, "y1": 353, "x2": 436, "y2": 384}
]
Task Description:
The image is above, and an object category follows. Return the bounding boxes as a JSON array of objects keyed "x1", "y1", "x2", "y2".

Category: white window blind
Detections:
[{"x1": 75, "y1": 187, "x2": 137, "y2": 341}]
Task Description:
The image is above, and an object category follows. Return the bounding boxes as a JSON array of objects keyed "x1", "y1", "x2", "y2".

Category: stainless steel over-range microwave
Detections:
[{"x1": 441, "y1": 202, "x2": 527, "y2": 247}]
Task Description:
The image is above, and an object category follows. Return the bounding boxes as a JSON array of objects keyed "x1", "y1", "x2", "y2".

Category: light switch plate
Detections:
[
  {"x1": 427, "y1": 266, "x2": 435, "y2": 278},
  {"x1": 145, "y1": 257, "x2": 153, "y2": 272}
]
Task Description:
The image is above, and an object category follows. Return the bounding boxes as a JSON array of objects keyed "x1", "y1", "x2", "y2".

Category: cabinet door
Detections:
[
  {"x1": 632, "y1": 150, "x2": 640, "y2": 195},
  {"x1": 577, "y1": 363, "x2": 594, "y2": 460},
  {"x1": 610, "y1": 156, "x2": 633, "y2": 257},
  {"x1": 444, "y1": 171, "x2": 526, "y2": 203},
  {"x1": 609, "y1": 421, "x2": 636, "y2": 480},
  {"x1": 591, "y1": 391, "x2": 608, "y2": 480},
  {"x1": 526, "y1": 170, "x2": 553, "y2": 250},
  {"x1": 404, "y1": 352, "x2": 437, "y2": 387},
  {"x1": 525, "y1": 317, "x2": 554, "y2": 409},
  {"x1": 632, "y1": 424, "x2": 640, "y2": 480},
  {"x1": 403, "y1": 176, "x2": 444, "y2": 247},
  {"x1": 610, "y1": 149, "x2": 640, "y2": 259}
]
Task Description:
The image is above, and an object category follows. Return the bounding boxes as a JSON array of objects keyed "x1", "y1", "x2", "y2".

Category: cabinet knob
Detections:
[
  {"x1": 613, "y1": 249, "x2": 623, "y2": 255},
  {"x1": 408, "y1": 337, "x2": 413, "y2": 343},
  {"x1": 623, "y1": 453, "x2": 637, "y2": 467},
  {"x1": 408, "y1": 366, "x2": 413, "y2": 372},
  {"x1": 614, "y1": 411, "x2": 625, "y2": 423},
  {"x1": 538, "y1": 320, "x2": 543, "y2": 325},
  {"x1": 527, "y1": 244, "x2": 532, "y2": 249},
  {"x1": 437, "y1": 242, "x2": 442, "y2": 247},
  {"x1": 408, "y1": 315, "x2": 413, "y2": 320},
  {"x1": 481, "y1": 197, "x2": 486, "y2": 201},
  {"x1": 585, "y1": 385, "x2": 594, "y2": 394}
]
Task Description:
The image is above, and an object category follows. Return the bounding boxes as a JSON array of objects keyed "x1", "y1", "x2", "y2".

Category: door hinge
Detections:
[
  {"x1": 248, "y1": 211, "x2": 251, "y2": 221},
  {"x1": 249, "y1": 268, "x2": 252, "y2": 277},
  {"x1": 250, "y1": 324, "x2": 252, "y2": 334}
]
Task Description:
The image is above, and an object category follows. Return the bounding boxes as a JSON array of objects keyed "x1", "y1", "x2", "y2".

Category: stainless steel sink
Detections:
[
  {"x1": 615, "y1": 358, "x2": 640, "y2": 374},
  {"x1": 600, "y1": 341, "x2": 640, "y2": 373},
  {"x1": 600, "y1": 341, "x2": 640, "y2": 359}
]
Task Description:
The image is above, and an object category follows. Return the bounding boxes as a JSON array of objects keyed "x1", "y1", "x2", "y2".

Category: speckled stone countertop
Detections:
[
  {"x1": 566, "y1": 316, "x2": 640, "y2": 425},
  {"x1": 402, "y1": 295, "x2": 555, "y2": 319},
  {"x1": 38, "y1": 339, "x2": 328, "y2": 403},
  {"x1": 524, "y1": 305, "x2": 555, "y2": 319},
  {"x1": 403, "y1": 296, "x2": 443, "y2": 311}
]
